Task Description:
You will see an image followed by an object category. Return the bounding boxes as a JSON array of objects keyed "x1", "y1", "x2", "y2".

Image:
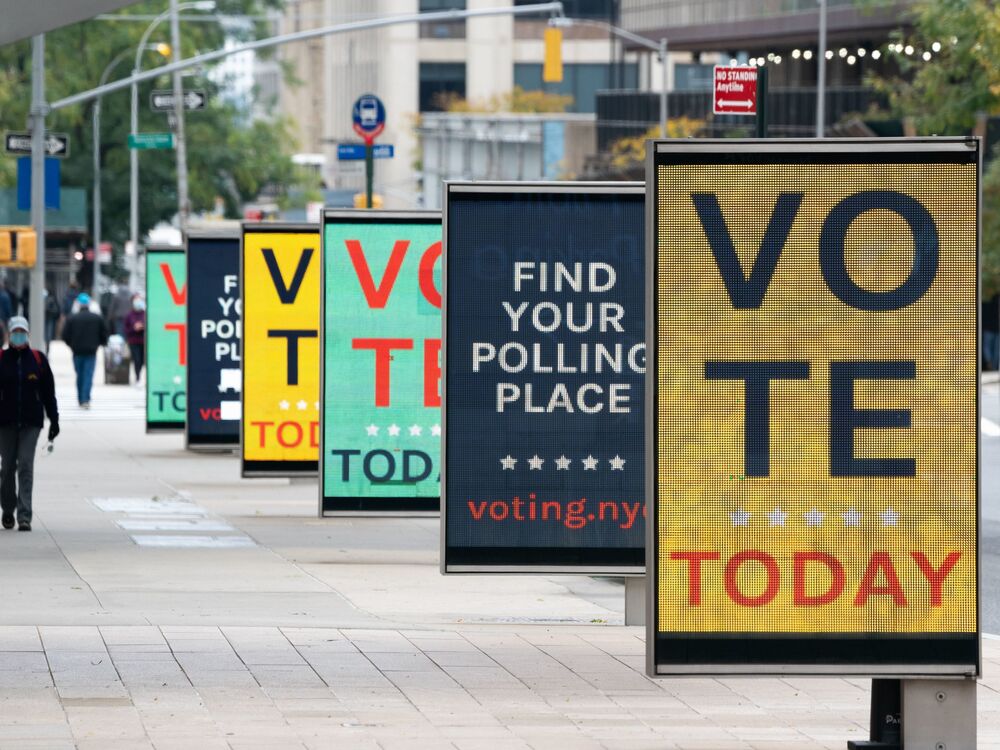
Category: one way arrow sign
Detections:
[
  {"x1": 150, "y1": 89, "x2": 207, "y2": 112},
  {"x1": 4, "y1": 131, "x2": 70, "y2": 158}
]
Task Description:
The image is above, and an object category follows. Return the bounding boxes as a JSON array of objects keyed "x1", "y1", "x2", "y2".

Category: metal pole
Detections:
[
  {"x1": 816, "y1": 0, "x2": 827, "y2": 137},
  {"x1": 170, "y1": 0, "x2": 191, "y2": 235},
  {"x1": 29, "y1": 34, "x2": 46, "y2": 349},
  {"x1": 92, "y1": 98, "x2": 102, "y2": 293},
  {"x1": 50, "y1": 3, "x2": 566, "y2": 111},
  {"x1": 658, "y1": 38, "x2": 668, "y2": 136},
  {"x1": 365, "y1": 141, "x2": 374, "y2": 208},
  {"x1": 129, "y1": 70, "x2": 139, "y2": 270},
  {"x1": 756, "y1": 66, "x2": 768, "y2": 138}
]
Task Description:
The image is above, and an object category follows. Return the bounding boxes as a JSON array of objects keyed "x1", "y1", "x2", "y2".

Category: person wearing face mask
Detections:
[
  {"x1": 124, "y1": 296, "x2": 146, "y2": 384},
  {"x1": 62, "y1": 293, "x2": 109, "y2": 408},
  {"x1": 0, "y1": 317, "x2": 58, "y2": 532}
]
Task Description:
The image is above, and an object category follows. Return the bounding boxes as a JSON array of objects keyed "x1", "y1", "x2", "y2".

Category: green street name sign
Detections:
[{"x1": 128, "y1": 133, "x2": 174, "y2": 150}]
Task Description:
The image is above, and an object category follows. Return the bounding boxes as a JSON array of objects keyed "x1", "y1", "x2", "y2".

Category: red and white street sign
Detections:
[{"x1": 713, "y1": 65, "x2": 758, "y2": 116}]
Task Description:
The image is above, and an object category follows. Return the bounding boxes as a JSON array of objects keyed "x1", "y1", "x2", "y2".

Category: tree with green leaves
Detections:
[{"x1": 0, "y1": 0, "x2": 304, "y2": 257}]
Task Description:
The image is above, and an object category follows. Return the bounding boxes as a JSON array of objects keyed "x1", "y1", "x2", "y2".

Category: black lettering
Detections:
[
  {"x1": 692, "y1": 192, "x2": 803, "y2": 309},
  {"x1": 705, "y1": 361, "x2": 810, "y2": 477},
  {"x1": 819, "y1": 191, "x2": 938, "y2": 311},
  {"x1": 363, "y1": 449, "x2": 395, "y2": 482},
  {"x1": 261, "y1": 247, "x2": 314, "y2": 303},
  {"x1": 402, "y1": 450, "x2": 432, "y2": 483},
  {"x1": 329, "y1": 449, "x2": 361, "y2": 480},
  {"x1": 268, "y1": 329, "x2": 318, "y2": 385},
  {"x1": 830, "y1": 361, "x2": 916, "y2": 477}
]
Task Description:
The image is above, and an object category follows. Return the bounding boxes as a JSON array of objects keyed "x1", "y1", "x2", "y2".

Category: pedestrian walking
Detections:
[
  {"x1": 107, "y1": 285, "x2": 132, "y2": 337},
  {"x1": 43, "y1": 289, "x2": 60, "y2": 353},
  {"x1": 124, "y1": 296, "x2": 145, "y2": 383},
  {"x1": 62, "y1": 293, "x2": 108, "y2": 408},
  {"x1": 0, "y1": 316, "x2": 58, "y2": 532}
]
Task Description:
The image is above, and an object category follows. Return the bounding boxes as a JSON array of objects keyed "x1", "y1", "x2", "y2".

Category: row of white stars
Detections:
[
  {"x1": 501, "y1": 454, "x2": 626, "y2": 471},
  {"x1": 729, "y1": 506, "x2": 900, "y2": 528},
  {"x1": 278, "y1": 400, "x2": 319, "y2": 411},
  {"x1": 365, "y1": 423, "x2": 441, "y2": 437}
]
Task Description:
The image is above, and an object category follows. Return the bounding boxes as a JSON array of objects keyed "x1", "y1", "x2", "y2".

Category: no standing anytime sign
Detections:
[{"x1": 713, "y1": 65, "x2": 757, "y2": 116}]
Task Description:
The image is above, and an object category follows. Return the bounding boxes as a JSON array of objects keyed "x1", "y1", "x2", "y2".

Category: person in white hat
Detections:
[{"x1": 0, "y1": 316, "x2": 59, "y2": 532}]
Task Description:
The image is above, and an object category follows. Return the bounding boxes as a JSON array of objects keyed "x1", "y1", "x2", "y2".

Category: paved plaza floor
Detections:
[{"x1": 0, "y1": 343, "x2": 995, "y2": 749}]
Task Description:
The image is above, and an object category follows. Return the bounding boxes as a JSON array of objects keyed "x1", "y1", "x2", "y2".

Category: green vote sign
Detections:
[
  {"x1": 146, "y1": 245, "x2": 186, "y2": 431},
  {"x1": 320, "y1": 210, "x2": 442, "y2": 515}
]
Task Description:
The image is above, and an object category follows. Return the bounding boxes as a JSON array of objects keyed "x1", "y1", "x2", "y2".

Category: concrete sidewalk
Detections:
[{"x1": 0, "y1": 342, "x2": 994, "y2": 749}]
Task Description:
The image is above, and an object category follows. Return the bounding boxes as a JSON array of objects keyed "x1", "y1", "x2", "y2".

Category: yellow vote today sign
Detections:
[
  {"x1": 649, "y1": 140, "x2": 979, "y2": 676},
  {"x1": 242, "y1": 225, "x2": 321, "y2": 475}
]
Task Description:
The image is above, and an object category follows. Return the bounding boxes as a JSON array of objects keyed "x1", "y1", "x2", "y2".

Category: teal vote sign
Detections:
[
  {"x1": 320, "y1": 210, "x2": 442, "y2": 515},
  {"x1": 146, "y1": 245, "x2": 186, "y2": 431}
]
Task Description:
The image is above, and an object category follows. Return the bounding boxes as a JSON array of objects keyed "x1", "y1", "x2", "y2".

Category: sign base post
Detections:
[
  {"x1": 848, "y1": 678, "x2": 976, "y2": 749},
  {"x1": 625, "y1": 576, "x2": 644, "y2": 626}
]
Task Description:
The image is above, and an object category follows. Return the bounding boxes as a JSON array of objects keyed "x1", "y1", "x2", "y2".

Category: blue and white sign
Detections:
[
  {"x1": 337, "y1": 144, "x2": 395, "y2": 161},
  {"x1": 352, "y1": 94, "x2": 386, "y2": 138},
  {"x1": 442, "y1": 183, "x2": 646, "y2": 573}
]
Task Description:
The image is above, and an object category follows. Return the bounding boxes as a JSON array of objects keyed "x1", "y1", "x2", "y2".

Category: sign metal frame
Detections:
[
  {"x1": 318, "y1": 208, "x2": 443, "y2": 517},
  {"x1": 185, "y1": 228, "x2": 241, "y2": 452},
  {"x1": 441, "y1": 180, "x2": 647, "y2": 575},
  {"x1": 240, "y1": 222, "x2": 320, "y2": 478},
  {"x1": 645, "y1": 137, "x2": 981, "y2": 678},
  {"x1": 145, "y1": 243, "x2": 186, "y2": 433}
]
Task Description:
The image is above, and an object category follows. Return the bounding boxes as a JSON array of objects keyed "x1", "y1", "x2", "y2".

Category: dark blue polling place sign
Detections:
[
  {"x1": 186, "y1": 232, "x2": 241, "y2": 448},
  {"x1": 443, "y1": 183, "x2": 645, "y2": 572}
]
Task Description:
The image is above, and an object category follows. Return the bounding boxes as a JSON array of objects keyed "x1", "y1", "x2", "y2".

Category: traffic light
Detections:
[
  {"x1": 0, "y1": 226, "x2": 37, "y2": 268},
  {"x1": 543, "y1": 27, "x2": 563, "y2": 83}
]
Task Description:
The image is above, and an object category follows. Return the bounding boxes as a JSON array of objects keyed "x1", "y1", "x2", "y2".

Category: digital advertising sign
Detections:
[
  {"x1": 321, "y1": 210, "x2": 442, "y2": 515},
  {"x1": 241, "y1": 223, "x2": 320, "y2": 476},
  {"x1": 648, "y1": 139, "x2": 979, "y2": 676},
  {"x1": 186, "y1": 231, "x2": 241, "y2": 449},
  {"x1": 443, "y1": 183, "x2": 645, "y2": 572},
  {"x1": 146, "y1": 245, "x2": 186, "y2": 432}
]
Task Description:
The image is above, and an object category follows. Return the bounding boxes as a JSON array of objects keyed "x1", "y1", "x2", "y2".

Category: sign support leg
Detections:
[
  {"x1": 902, "y1": 678, "x2": 976, "y2": 749},
  {"x1": 624, "y1": 576, "x2": 644, "y2": 626}
]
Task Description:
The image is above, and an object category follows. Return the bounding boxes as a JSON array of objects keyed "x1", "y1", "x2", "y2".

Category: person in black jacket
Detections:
[
  {"x1": 62, "y1": 293, "x2": 108, "y2": 408},
  {"x1": 0, "y1": 316, "x2": 58, "y2": 532}
]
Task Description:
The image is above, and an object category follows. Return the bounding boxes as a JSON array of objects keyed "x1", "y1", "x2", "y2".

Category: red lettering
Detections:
[
  {"x1": 419, "y1": 241, "x2": 442, "y2": 308},
  {"x1": 164, "y1": 323, "x2": 187, "y2": 366},
  {"x1": 854, "y1": 552, "x2": 907, "y2": 607},
  {"x1": 251, "y1": 421, "x2": 273, "y2": 447},
  {"x1": 725, "y1": 550, "x2": 780, "y2": 607},
  {"x1": 352, "y1": 338, "x2": 413, "y2": 407},
  {"x1": 424, "y1": 338, "x2": 441, "y2": 408},
  {"x1": 793, "y1": 552, "x2": 845, "y2": 606},
  {"x1": 467, "y1": 501, "x2": 488, "y2": 520},
  {"x1": 309, "y1": 421, "x2": 319, "y2": 448},
  {"x1": 160, "y1": 263, "x2": 187, "y2": 304},
  {"x1": 276, "y1": 421, "x2": 303, "y2": 448},
  {"x1": 911, "y1": 551, "x2": 961, "y2": 607},
  {"x1": 489, "y1": 501, "x2": 508, "y2": 521},
  {"x1": 670, "y1": 551, "x2": 720, "y2": 606},
  {"x1": 345, "y1": 239, "x2": 409, "y2": 308}
]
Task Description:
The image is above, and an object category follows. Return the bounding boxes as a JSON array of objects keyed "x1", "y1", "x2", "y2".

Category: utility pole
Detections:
[
  {"x1": 816, "y1": 0, "x2": 827, "y2": 137},
  {"x1": 170, "y1": 0, "x2": 191, "y2": 235},
  {"x1": 658, "y1": 38, "x2": 668, "y2": 136},
  {"x1": 29, "y1": 35, "x2": 46, "y2": 349}
]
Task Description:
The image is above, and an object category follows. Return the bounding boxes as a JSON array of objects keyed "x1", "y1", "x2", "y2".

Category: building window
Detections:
[
  {"x1": 420, "y1": 0, "x2": 466, "y2": 38},
  {"x1": 419, "y1": 62, "x2": 466, "y2": 111},
  {"x1": 514, "y1": 62, "x2": 637, "y2": 113},
  {"x1": 514, "y1": 0, "x2": 616, "y2": 21},
  {"x1": 674, "y1": 63, "x2": 714, "y2": 91}
]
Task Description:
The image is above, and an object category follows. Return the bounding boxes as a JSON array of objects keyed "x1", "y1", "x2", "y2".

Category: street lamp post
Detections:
[
  {"x1": 93, "y1": 45, "x2": 167, "y2": 294},
  {"x1": 129, "y1": 1, "x2": 213, "y2": 270},
  {"x1": 551, "y1": 17, "x2": 668, "y2": 136},
  {"x1": 816, "y1": 0, "x2": 827, "y2": 137}
]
